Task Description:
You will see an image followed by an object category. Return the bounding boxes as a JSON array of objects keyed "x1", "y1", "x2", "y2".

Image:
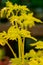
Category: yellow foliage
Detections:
[
  {"x1": 0, "y1": 7, "x2": 7, "y2": 18},
  {"x1": 6, "y1": 1, "x2": 13, "y2": 7},
  {"x1": 29, "y1": 59, "x2": 38, "y2": 65},
  {"x1": 0, "y1": 1, "x2": 42, "y2": 28},
  {"x1": 0, "y1": 31, "x2": 7, "y2": 46},
  {"x1": 9, "y1": 15, "x2": 19, "y2": 25},
  {"x1": 25, "y1": 49, "x2": 43, "y2": 65},
  {"x1": 23, "y1": 13, "x2": 42, "y2": 27},
  {"x1": 30, "y1": 41, "x2": 43, "y2": 49},
  {"x1": 7, "y1": 26, "x2": 20, "y2": 40},
  {"x1": 7, "y1": 25, "x2": 37, "y2": 41},
  {"x1": 24, "y1": 49, "x2": 36, "y2": 58}
]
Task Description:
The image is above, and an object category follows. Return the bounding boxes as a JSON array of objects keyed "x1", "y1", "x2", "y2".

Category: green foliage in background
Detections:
[
  {"x1": 8, "y1": 0, "x2": 43, "y2": 7},
  {"x1": 30, "y1": 0, "x2": 43, "y2": 7}
]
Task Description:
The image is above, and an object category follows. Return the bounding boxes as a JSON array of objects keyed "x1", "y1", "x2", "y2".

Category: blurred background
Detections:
[{"x1": 0, "y1": 0, "x2": 43, "y2": 58}]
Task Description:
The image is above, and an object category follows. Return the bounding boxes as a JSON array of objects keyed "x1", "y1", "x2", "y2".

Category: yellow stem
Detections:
[
  {"x1": 21, "y1": 38, "x2": 25, "y2": 65},
  {"x1": 6, "y1": 41, "x2": 17, "y2": 58},
  {"x1": 16, "y1": 10, "x2": 19, "y2": 16},
  {"x1": 18, "y1": 36, "x2": 22, "y2": 58},
  {"x1": 18, "y1": 36, "x2": 25, "y2": 65}
]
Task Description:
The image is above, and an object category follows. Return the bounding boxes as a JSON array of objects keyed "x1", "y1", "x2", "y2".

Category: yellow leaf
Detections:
[
  {"x1": 8, "y1": 26, "x2": 19, "y2": 40},
  {"x1": 0, "y1": 31, "x2": 7, "y2": 46},
  {"x1": 30, "y1": 41, "x2": 43, "y2": 49}
]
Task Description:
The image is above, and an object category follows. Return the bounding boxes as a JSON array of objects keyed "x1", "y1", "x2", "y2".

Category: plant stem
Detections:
[
  {"x1": 6, "y1": 41, "x2": 17, "y2": 58},
  {"x1": 18, "y1": 36, "x2": 22, "y2": 58},
  {"x1": 18, "y1": 36, "x2": 25, "y2": 65},
  {"x1": 21, "y1": 38, "x2": 25, "y2": 65}
]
